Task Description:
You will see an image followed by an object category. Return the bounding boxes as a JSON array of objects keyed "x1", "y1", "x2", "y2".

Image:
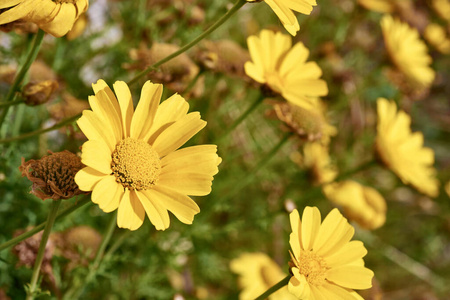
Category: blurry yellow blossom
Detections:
[
  {"x1": 0, "y1": 0, "x2": 89, "y2": 37},
  {"x1": 230, "y1": 252, "x2": 296, "y2": 300},
  {"x1": 432, "y1": 0, "x2": 450, "y2": 22},
  {"x1": 376, "y1": 98, "x2": 439, "y2": 197},
  {"x1": 75, "y1": 80, "x2": 221, "y2": 231},
  {"x1": 357, "y1": 0, "x2": 395, "y2": 13},
  {"x1": 247, "y1": 0, "x2": 317, "y2": 36},
  {"x1": 445, "y1": 181, "x2": 450, "y2": 197},
  {"x1": 66, "y1": 13, "x2": 87, "y2": 40},
  {"x1": 288, "y1": 207, "x2": 374, "y2": 299},
  {"x1": 323, "y1": 181, "x2": 387, "y2": 230},
  {"x1": 245, "y1": 30, "x2": 328, "y2": 110},
  {"x1": 424, "y1": 23, "x2": 450, "y2": 54},
  {"x1": 381, "y1": 15, "x2": 435, "y2": 88},
  {"x1": 299, "y1": 142, "x2": 337, "y2": 185}
]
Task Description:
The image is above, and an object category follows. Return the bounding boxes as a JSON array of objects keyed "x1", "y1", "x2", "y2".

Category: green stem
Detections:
[
  {"x1": 69, "y1": 212, "x2": 117, "y2": 300},
  {"x1": 126, "y1": 0, "x2": 246, "y2": 86},
  {"x1": 0, "y1": 98, "x2": 24, "y2": 108},
  {"x1": 0, "y1": 113, "x2": 80, "y2": 144},
  {"x1": 26, "y1": 200, "x2": 61, "y2": 300},
  {"x1": 218, "y1": 93, "x2": 265, "y2": 142},
  {"x1": 0, "y1": 197, "x2": 91, "y2": 252},
  {"x1": 254, "y1": 275, "x2": 290, "y2": 300},
  {"x1": 0, "y1": 30, "x2": 45, "y2": 129},
  {"x1": 224, "y1": 133, "x2": 291, "y2": 201}
]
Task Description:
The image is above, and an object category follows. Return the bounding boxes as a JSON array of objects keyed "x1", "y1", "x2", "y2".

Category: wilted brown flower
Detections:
[
  {"x1": 126, "y1": 43, "x2": 199, "y2": 93},
  {"x1": 271, "y1": 99, "x2": 337, "y2": 144},
  {"x1": 23, "y1": 80, "x2": 59, "y2": 106},
  {"x1": 195, "y1": 39, "x2": 250, "y2": 78},
  {"x1": 19, "y1": 150, "x2": 85, "y2": 201}
]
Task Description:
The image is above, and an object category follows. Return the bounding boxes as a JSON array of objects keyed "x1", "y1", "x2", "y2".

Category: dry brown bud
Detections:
[{"x1": 23, "y1": 80, "x2": 59, "y2": 106}]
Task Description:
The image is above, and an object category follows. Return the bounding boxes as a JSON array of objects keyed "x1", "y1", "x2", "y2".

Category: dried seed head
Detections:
[
  {"x1": 23, "y1": 80, "x2": 59, "y2": 106},
  {"x1": 19, "y1": 150, "x2": 86, "y2": 201}
]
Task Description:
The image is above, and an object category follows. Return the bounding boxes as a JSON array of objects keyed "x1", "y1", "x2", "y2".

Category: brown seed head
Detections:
[
  {"x1": 23, "y1": 80, "x2": 59, "y2": 106},
  {"x1": 19, "y1": 150, "x2": 86, "y2": 201}
]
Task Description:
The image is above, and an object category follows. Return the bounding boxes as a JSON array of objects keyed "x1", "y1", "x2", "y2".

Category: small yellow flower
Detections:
[
  {"x1": 323, "y1": 181, "x2": 387, "y2": 230},
  {"x1": 75, "y1": 80, "x2": 221, "y2": 231},
  {"x1": 301, "y1": 142, "x2": 337, "y2": 185},
  {"x1": 0, "y1": 0, "x2": 88, "y2": 37},
  {"x1": 380, "y1": 15, "x2": 435, "y2": 88},
  {"x1": 357, "y1": 0, "x2": 395, "y2": 13},
  {"x1": 245, "y1": 29, "x2": 328, "y2": 110},
  {"x1": 424, "y1": 23, "x2": 450, "y2": 54},
  {"x1": 288, "y1": 207, "x2": 374, "y2": 299},
  {"x1": 376, "y1": 98, "x2": 439, "y2": 197},
  {"x1": 247, "y1": 0, "x2": 317, "y2": 36},
  {"x1": 432, "y1": 0, "x2": 450, "y2": 22},
  {"x1": 230, "y1": 252, "x2": 296, "y2": 300}
]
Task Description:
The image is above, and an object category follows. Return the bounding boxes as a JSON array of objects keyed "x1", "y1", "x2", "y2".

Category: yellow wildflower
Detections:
[
  {"x1": 380, "y1": 15, "x2": 435, "y2": 88},
  {"x1": 301, "y1": 142, "x2": 337, "y2": 185},
  {"x1": 324, "y1": 181, "x2": 387, "y2": 230},
  {"x1": 230, "y1": 252, "x2": 296, "y2": 300},
  {"x1": 75, "y1": 80, "x2": 221, "y2": 231},
  {"x1": 376, "y1": 98, "x2": 439, "y2": 197},
  {"x1": 432, "y1": 0, "x2": 450, "y2": 22},
  {"x1": 424, "y1": 23, "x2": 450, "y2": 54},
  {"x1": 288, "y1": 207, "x2": 374, "y2": 299},
  {"x1": 0, "y1": 0, "x2": 88, "y2": 37},
  {"x1": 245, "y1": 29, "x2": 328, "y2": 110}
]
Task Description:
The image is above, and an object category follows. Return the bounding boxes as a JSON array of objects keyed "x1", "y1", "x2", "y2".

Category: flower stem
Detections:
[
  {"x1": 126, "y1": 0, "x2": 246, "y2": 86},
  {"x1": 0, "y1": 30, "x2": 45, "y2": 129},
  {"x1": 0, "y1": 113, "x2": 80, "y2": 144},
  {"x1": 26, "y1": 200, "x2": 61, "y2": 300},
  {"x1": 0, "y1": 98, "x2": 24, "y2": 108},
  {"x1": 0, "y1": 197, "x2": 91, "y2": 252},
  {"x1": 218, "y1": 93, "x2": 265, "y2": 142},
  {"x1": 254, "y1": 275, "x2": 290, "y2": 300}
]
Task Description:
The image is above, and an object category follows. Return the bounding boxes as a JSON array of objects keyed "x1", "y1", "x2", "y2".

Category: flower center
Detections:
[
  {"x1": 292, "y1": 250, "x2": 329, "y2": 286},
  {"x1": 111, "y1": 138, "x2": 161, "y2": 190}
]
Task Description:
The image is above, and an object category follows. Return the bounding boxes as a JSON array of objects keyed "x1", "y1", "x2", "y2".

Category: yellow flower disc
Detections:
[
  {"x1": 292, "y1": 250, "x2": 329, "y2": 286},
  {"x1": 111, "y1": 138, "x2": 161, "y2": 190}
]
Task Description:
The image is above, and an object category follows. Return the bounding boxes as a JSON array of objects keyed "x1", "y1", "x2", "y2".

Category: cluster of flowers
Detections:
[{"x1": 1, "y1": 0, "x2": 448, "y2": 299}]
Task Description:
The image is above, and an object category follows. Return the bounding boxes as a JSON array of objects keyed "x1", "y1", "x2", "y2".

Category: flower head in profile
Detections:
[
  {"x1": 247, "y1": 0, "x2": 317, "y2": 36},
  {"x1": 376, "y1": 98, "x2": 439, "y2": 197},
  {"x1": 288, "y1": 207, "x2": 374, "y2": 299},
  {"x1": 75, "y1": 80, "x2": 221, "y2": 231},
  {"x1": 230, "y1": 252, "x2": 296, "y2": 300},
  {"x1": 245, "y1": 30, "x2": 328, "y2": 110},
  {"x1": 299, "y1": 142, "x2": 337, "y2": 185},
  {"x1": 323, "y1": 181, "x2": 387, "y2": 230},
  {"x1": 0, "y1": 0, "x2": 88, "y2": 37},
  {"x1": 380, "y1": 15, "x2": 435, "y2": 88}
]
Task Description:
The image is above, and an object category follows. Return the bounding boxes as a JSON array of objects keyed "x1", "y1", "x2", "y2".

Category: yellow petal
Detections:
[
  {"x1": 0, "y1": 0, "x2": 22, "y2": 9},
  {"x1": 80, "y1": 140, "x2": 112, "y2": 174},
  {"x1": 113, "y1": 81, "x2": 134, "y2": 138},
  {"x1": 320, "y1": 283, "x2": 358, "y2": 300},
  {"x1": 130, "y1": 81, "x2": 162, "y2": 140},
  {"x1": 88, "y1": 90, "x2": 122, "y2": 143},
  {"x1": 0, "y1": 0, "x2": 35, "y2": 24},
  {"x1": 158, "y1": 173, "x2": 214, "y2": 196},
  {"x1": 117, "y1": 190, "x2": 145, "y2": 231},
  {"x1": 288, "y1": 268, "x2": 311, "y2": 298},
  {"x1": 325, "y1": 241, "x2": 368, "y2": 267},
  {"x1": 152, "y1": 112, "x2": 206, "y2": 157},
  {"x1": 136, "y1": 190, "x2": 170, "y2": 230},
  {"x1": 289, "y1": 209, "x2": 302, "y2": 256},
  {"x1": 91, "y1": 175, "x2": 123, "y2": 213},
  {"x1": 150, "y1": 186, "x2": 200, "y2": 224},
  {"x1": 301, "y1": 206, "x2": 321, "y2": 251},
  {"x1": 74, "y1": 167, "x2": 106, "y2": 191},
  {"x1": 38, "y1": 2, "x2": 76, "y2": 37},
  {"x1": 326, "y1": 266, "x2": 374, "y2": 289},
  {"x1": 160, "y1": 145, "x2": 220, "y2": 175},
  {"x1": 77, "y1": 110, "x2": 116, "y2": 151}
]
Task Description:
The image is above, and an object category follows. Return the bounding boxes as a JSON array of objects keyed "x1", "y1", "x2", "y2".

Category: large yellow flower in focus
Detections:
[
  {"x1": 230, "y1": 252, "x2": 296, "y2": 300},
  {"x1": 0, "y1": 0, "x2": 88, "y2": 37},
  {"x1": 376, "y1": 98, "x2": 439, "y2": 197},
  {"x1": 288, "y1": 207, "x2": 374, "y2": 299},
  {"x1": 247, "y1": 0, "x2": 317, "y2": 36},
  {"x1": 245, "y1": 30, "x2": 328, "y2": 110},
  {"x1": 380, "y1": 15, "x2": 435, "y2": 88},
  {"x1": 75, "y1": 80, "x2": 221, "y2": 231}
]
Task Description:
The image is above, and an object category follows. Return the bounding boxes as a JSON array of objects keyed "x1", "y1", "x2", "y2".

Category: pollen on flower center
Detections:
[
  {"x1": 111, "y1": 138, "x2": 161, "y2": 190},
  {"x1": 293, "y1": 250, "x2": 329, "y2": 286}
]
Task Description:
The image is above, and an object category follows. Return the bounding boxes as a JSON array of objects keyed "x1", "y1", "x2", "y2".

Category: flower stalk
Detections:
[
  {"x1": 127, "y1": 0, "x2": 247, "y2": 86},
  {"x1": 254, "y1": 275, "x2": 290, "y2": 300},
  {"x1": 26, "y1": 200, "x2": 61, "y2": 300}
]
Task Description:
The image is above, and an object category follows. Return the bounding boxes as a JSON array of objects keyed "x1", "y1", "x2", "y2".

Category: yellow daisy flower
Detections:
[
  {"x1": 424, "y1": 23, "x2": 450, "y2": 54},
  {"x1": 230, "y1": 252, "x2": 296, "y2": 300},
  {"x1": 245, "y1": 29, "x2": 328, "y2": 110},
  {"x1": 288, "y1": 207, "x2": 374, "y2": 299},
  {"x1": 323, "y1": 181, "x2": 387, "y2": 230},
  {"x1": 246, "y1": 0, "x2": 317, "y2": 36},
  {"x1": 380, "y1": 15, "x2": 435, "y2": 88},
  {"x1": 74, "y1": 80, "x2": 221, "y2": 231},
  {"x1": 0, "y1": 0, "x2": 88, "y2": 37},
  {"x1": 375, "y1": 98, "x2": 439, "y2": 197}
]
